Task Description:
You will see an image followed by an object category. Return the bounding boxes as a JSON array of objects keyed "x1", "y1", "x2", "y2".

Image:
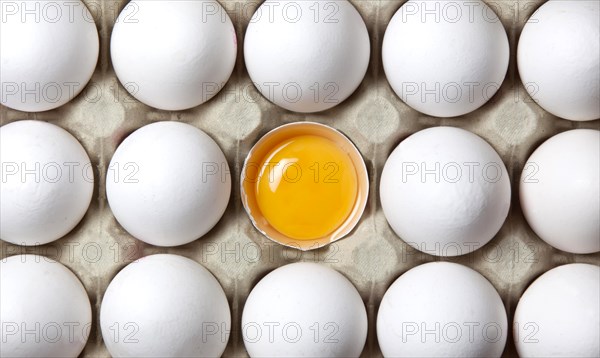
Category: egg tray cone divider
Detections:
[{"x1": 241, "y1": 122, "x2": 369, "y2": 251}]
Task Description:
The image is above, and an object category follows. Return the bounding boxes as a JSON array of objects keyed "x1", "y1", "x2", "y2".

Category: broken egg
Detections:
[{"x1": 241, "y1": 122, "x2": 368, "y2": 250}]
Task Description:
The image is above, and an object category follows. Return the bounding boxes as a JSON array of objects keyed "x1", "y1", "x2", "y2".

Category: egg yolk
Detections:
[{"x1": 256, "y1": 135, "x2": 358, "y2": 241}]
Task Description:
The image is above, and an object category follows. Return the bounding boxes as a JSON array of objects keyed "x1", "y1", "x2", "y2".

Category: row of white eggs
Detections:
[
  {"x1": 1, "y1": 0, "x2": 599, "y2": 121},
  {"x1": 2, "y1": 120, "x2": 599, "y2": 255},
  {"x1": 2, "y1": 254, "x2": 598, "y2": 357}
]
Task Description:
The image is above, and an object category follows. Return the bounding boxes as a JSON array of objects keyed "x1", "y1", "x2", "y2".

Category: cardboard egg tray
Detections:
[{"x1": 1, "y1": 0, "x2": 599, "y2": 357}]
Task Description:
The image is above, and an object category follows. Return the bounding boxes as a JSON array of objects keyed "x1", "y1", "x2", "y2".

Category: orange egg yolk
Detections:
[{"x1": 255, "y1": 135, "x2": 358, "y2": 241}]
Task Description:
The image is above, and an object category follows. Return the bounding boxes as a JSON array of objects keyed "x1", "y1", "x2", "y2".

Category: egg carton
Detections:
[{"x1": 1, "y1": 0, "x2": 599, "y2": 357}]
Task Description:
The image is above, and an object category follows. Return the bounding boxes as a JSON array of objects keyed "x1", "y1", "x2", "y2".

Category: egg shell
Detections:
[
  {"x1": 377, "y1": 262, "x2": 508, "y2": 357},
  {"x1": 241, "y1": 262, "x2": 368, "y2": 357},
  {"x1": 379, "y1": 126, "x2": 511, "y2": 257},
  {"x1": 0, "y1": 120, "x2": 94, "y2": 246},
  {"x1": 0, "y1": 255, "x2": 92, "y2": 358},
  {"x1": 241, "y1": 122, "x2": 369, "y2": 250},
  {"x1": 0, "y1": 0, "x2": 99, "y2": 112},
  {"x1": 382, "y1": 0, "x2": 509, "y2": 117},
  {"x1": 106, "y1": 121, "x2": 231, "y2": 247},
  {"x1": 520, "y1": 129, "x2": 600, "y2": 254},
  {"x1": 100, "y1": 254, "x2": 231, "y2": 357},
  {"x1": 110, "y1": 0, "x2": 237, "y2": 111},
  {"x1": 517, "y1": 0, "x2": 600, "y2": 121},
  {"x1": 244, "y1": 0, "x2": 370, "y2": 113},
  {"x1": 514, "y1": 264, "x2": 600, "y2": 357}
]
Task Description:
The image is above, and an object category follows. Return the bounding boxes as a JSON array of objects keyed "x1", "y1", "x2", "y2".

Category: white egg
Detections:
[
  {"x1": 380, "y1": 127, "x2": 511, "y2": 257},
  {"x1": 0, "y1": 120, "x2": 94, "y2": 246},
  {"x1": 382, "y1": 0, "x2": 509, "y2": 117},
  {"x1": 514, "y1": 264, "x2": 600, "y2": 357},
  {"x1": 111, "y1": 0, "x2": 237, "y2": 111},
  {"x1": 100, "y1": 254, "x2": 231, "y2": 357},
  {"x1": 241, "y1": 262, "x2": 367, "y2": 357},
  {"x1": 0, "y1": 255, "x2": 92, "y2": 357},
  {"x1": 0, "y1": 0, "x2": 99, "y2": 112},
  {"x1": 244, "y1": 0, "x2": 370, "y2": 113},
  {"x1": 520, "y1": 129, "x2": 600, "y2": 254},
  {"x1": 377, "y1": 262, "x2": 507, "y2": 357},
  {"x1": 106, "y1": 121, "x2": 231, "y2": 247},
  {"x1": 518, "y1": 0, "x2": 600, "y2": 121}
]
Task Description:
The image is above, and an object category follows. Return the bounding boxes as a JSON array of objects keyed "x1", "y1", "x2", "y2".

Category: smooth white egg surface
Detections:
[
  {"x1": 514, "y1": 264, "x2": 600, "y2": 357},
  {"x1": 244, "y1": 0, "x2": 370, "y2": 113},
  {"x1": 377, "y1": 262, "x2": 508, "y2": 357},
  {"x1": 380, "y1": 127, "x2": 511, "y2": 257},
  {"x1": 520, "y1": 129, "x2": 600, "y2": 254},
  {"x1": 0, "y1": 120, "x2": 94, "y2": 246},
  {"x1": 382, "y1": 0, "x2": 509, "y2": 117},
  {"x1": 0, "y1": 0, "x2": 99, "y2": 112},
  {"x1": 241, "y1": 262, "x2": 367, "y2": 357},
  {"x1": 106, "y1": 121, "x2": 231, "y2": 247},
  {"x1": 100, "y1": 254, "x2": 231, "y2": 357},
  {"x1": 0, "y1": 255, "x2": 92, "y2": 357},
  {"x1": 111, "y1": 0, "x2": 237, "y2": 111},
  {"x1": 518, "y1": 0, "x2": 600, "y2": 121}
]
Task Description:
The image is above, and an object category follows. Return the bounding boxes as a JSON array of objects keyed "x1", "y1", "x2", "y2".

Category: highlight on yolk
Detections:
[{"x1": 255, "y1": 135, "x2": 358, "y2": 241}]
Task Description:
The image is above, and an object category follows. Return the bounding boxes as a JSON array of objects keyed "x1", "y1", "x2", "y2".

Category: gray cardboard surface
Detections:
[{"x1": 1, "y1": 0, "x2": 599, "y2": 357}]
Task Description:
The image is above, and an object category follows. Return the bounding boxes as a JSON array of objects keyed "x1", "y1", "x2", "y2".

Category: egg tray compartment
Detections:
[{"x1": 1, "y1": 0, "x2": 599, "y2": 357}]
